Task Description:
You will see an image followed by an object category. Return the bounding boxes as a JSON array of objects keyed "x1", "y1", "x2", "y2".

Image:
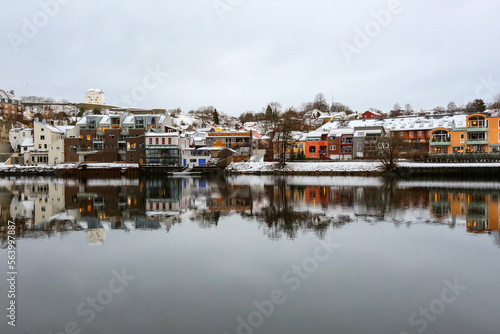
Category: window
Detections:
[
  {"x1": 155, "y1": 138, "x2": 159, "y2": 144},
  {"x1": 461, "y1": 134, "x2": 465, "y2": 143},
  {"x1": 149, "y1": 138, "x2": 153, "y2": 145},
  {"x1": 330, "y1": 145, "x2": 336, "y2": 150},
  {"x1": 168, "y1": 138, "x2": 172, "y2": 144},
  {"x1": 87, "y1": 135, "x2": 91, "y2": 141},
  {"x1": 418, "y1": 131, "x2": 422, "y2": 136},
  {"x1": 162, "y1": 138, "x2": 165, "y2": 145},
  {"x1": 309, "y1": 146, "x2": 316, "y2": 153},
  {"x1": 44, "y1": 144, "x2": 47, "y2": 149},
  {"x1": 409, "y1": 131, "x2": 414, "y2": 137},
  {"x1": 40, "y1": 135, "x2": 45, "y2": 140},
  {"x1": 400, "y1": 132, "x2": 404, "y2": 137}
]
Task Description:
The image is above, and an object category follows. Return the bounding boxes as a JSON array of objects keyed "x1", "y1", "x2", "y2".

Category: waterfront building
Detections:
[
  {"x1": 64, "y1": 113, "x2": 174, "y2": 163},
  {"x1": 144, "y1": 130, "x2": 189, "y2": 166},
  {"x1": 9, "y1": 127, "x2": 33, "y2": 151},
  {"x1": 25, "y1": 121, "x2": 73, "y2": 164},
  {"x1": 327, "y1": 129, "x2": 353, "y2": 160},
  {"x1": 352, "y1": 126, "x2": 385, "y2": 159},
  {"x1": 0, "y1": 89, "x2": 23, "y2": 118},
  {"x1": 429, "y1": 113, "x2": 500, "y2": 154},
  {"x1": 205, "y1": 130, "x2": 253, "y2": 156},
  {"x1": 305, "y1": 131, "x2": 329, "y2": 159}
]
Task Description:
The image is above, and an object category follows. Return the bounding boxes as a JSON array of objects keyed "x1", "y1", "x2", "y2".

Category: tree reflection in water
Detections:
[{"x1": 1, "y1": 176, "x2": 500, "y2": 246}]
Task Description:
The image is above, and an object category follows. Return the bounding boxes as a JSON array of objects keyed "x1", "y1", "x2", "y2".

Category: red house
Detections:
[{"x1": 362, "y1": 111, "x2": 382, "y2": 119}]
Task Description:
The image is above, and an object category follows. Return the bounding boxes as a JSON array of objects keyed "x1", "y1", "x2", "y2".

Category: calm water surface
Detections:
[{"x1": 1, "y1": 175, "x2": 499, "y2": 334}]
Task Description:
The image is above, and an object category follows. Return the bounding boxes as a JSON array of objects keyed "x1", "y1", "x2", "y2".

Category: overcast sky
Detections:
[{"x1": 2, "y1": 0, "x2": 500, "y2": 116}]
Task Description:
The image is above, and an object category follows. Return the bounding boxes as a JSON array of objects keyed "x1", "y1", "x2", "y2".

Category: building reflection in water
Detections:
[
  {"x1": 1, "y1": 176, "x2": 499, "y2": 247},
  {"x1": 429, "y1": 190, "x2": 499, "y2": 233}
]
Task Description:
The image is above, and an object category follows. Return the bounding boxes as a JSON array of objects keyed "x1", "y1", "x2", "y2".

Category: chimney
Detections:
[{"x1": 42, "y1": 119, "x2": 46, "y2": 125}]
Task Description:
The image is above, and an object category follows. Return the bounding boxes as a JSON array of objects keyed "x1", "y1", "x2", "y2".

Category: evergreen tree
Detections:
[{"x1": 213, "y1": 109, "x2": 220, "y2": 125}]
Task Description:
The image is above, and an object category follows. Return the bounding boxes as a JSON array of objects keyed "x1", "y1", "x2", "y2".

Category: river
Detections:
[{"x1": 0, "y1": 175, "x2": 499, "y2": 334}]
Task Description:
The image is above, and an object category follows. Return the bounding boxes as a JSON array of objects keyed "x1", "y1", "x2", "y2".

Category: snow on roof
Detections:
[
  {"x1": 145, "y1": 130, "x2": 179, "y2": 137},
  {"x1": 306, "y1": 131, "x2": 326, "y2": 138},
  {"x1": 123, "y1": 116, "x2": 135, "y2": 125},
  {"x1": 328, "y1": 128, "x2": 354, "y2": 135},
  {"x1": 20, "y1": 138, "x2": 34, "y2": 147},
  {"x1": 98, "y1": 115, "x2": 110, "y2": 125},
  {"x1": 40, "y1": 123, "x2": 63, "y2": 134},
  {"x1": 86, "y1": 88, "x2": 103, "y2": 93},
  {"x1": 319, "y1": 114, "x2": 468, "y2": 132}
]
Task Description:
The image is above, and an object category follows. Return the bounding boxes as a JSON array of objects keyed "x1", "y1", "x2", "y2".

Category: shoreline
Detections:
[{"x1": 1, "y1": 161, "x2": 500, "y2": 177}]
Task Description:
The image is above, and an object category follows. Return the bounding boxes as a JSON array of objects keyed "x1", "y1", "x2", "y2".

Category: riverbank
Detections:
[
  {"x1": 227, "y1": 161, "x2": 500, "y2": 177},
  {"x1": 226, "y1": 161, "x2": 385, "y2": 176},
  {"x1": 3, "y1": 161, "x2": 500, "y2": 178}
]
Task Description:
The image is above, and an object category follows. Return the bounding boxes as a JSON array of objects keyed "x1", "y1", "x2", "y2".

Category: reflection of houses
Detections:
[
  {"x1": 86, "y1": 229, "x2": 106, "y2": 246},
  {"x1": 208, "y1": 184, "x2": 253, "y2": 212},
  {"x1": 429, "y1": 190, "x2": 500, "y2": 233},
  {"x1": 10, "y1": 181, "x2": 65, "y2": 226}
]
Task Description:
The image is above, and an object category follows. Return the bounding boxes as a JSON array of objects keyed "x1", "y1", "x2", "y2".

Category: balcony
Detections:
[
  {"x1": 466, "y1": 139, "x2": 488, "y2": 145},
  {"x1": 340, "y1": 140, "x2": 353, "y2": 145},
  {"x1": 467, "y1": 120, "x2": 488, "y2": 132},
  {"x1": 430, "y1": 137, "x2": 451, "y2": 146}
]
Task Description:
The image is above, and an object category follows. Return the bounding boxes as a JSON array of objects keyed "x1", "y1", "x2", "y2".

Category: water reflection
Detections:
[{"x1": 1, "y1": 176, "x2": 500, "y2": 246}]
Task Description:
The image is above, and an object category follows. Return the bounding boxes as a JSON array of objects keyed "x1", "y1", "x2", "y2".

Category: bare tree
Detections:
[
  {"x1": 376, "y1": 131, "x2": 404, "y2": 172},
  {"x1": 489, "y1": 93, "x2": 500, "y2": 112},
  {"x1": 404, "y1": 104, "x2": 413, "y2": 114},
  {"x1": 390, "y1": 103, "x2": 402, "y2": 118},
  {"x1": 434, "y1": 106, "x2": 445, "y2": 113},
  {"x1": 313, "y1": 93, "x2": 329, "y2": 113},
  {"x1": 447, "y1": 101, "x2": 458, "y2": 113},
  {"x1": 274, "y1": 107, "x2": 302, "y2": 167},
  {"x1": 330, "y1": 102, "x2": 353, "y2": 115}
]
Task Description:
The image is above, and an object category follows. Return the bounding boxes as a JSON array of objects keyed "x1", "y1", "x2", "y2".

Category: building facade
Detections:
[
  {"x1": 0, "y1": 90, "x2": 23, "y2": 118},
  {"x1": 85, "y1": 89, "x2": 105, "y2": 105},
  {"x1": 64, "y1": 113, "x2": 174, "y2": 163}
]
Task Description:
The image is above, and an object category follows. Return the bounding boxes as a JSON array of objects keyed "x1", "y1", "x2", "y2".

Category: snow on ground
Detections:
[
  {"x1": 0, "y1": 162, "x2": 139, "y2": 171},
  {"x1": 228, "y1": 161, "x2": 500, "y2": 173},
  {"x1": 227, "y1": 161, "x2": 384, "y2": 173},
  {"x1": 399, "y1": 162, "x2": 500, "y2": 168}
]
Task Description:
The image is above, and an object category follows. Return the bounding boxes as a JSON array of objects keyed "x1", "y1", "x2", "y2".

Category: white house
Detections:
[
  {"x1": 26, "y1": 121, "x2": 73, "y2": 164},
  {"x1": 85, "y1": 88, "x2": 105, "y2": 105},
  {"x1": 144, "y1": 130, "x2": 190, "y2": 166},
  {"x1": 9, "y1": 127, "x2": 33, "y2": 151}
]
